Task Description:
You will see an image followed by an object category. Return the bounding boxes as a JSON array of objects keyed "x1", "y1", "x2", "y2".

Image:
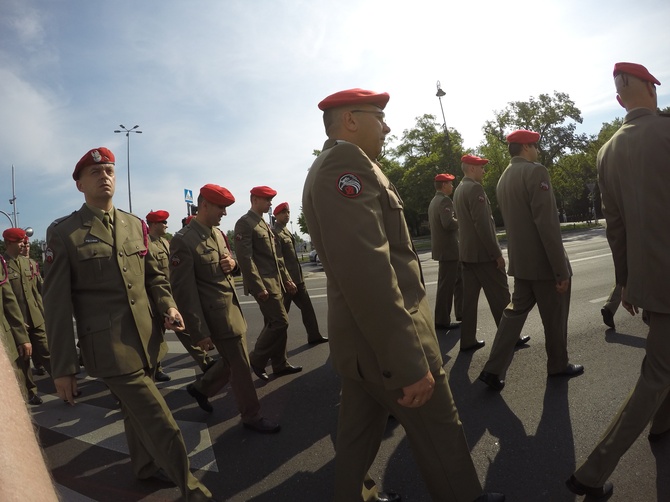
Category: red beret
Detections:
[
  {"x1": 200, "y1": 184, "x2": 236, "y2": 206},
  {"x1": 73, "y1": 147, "x2": 115, "y2": 180},
  {"x1": 613, "y1": 62, "x2": 660, "y2": 86},
  {"x1": 435, "y1": 173, "x2": 455, "y2": 182},
  {"x1": 273, "y1": 202, "x2": 290, "y2": 216},
  {"x1": 318, "y1": 88, "x2": 390, "y2": 111},
  {"x1": 461, "y1": 154, "x2": 489, "y2": 166},
  {"x1": 250, "y1": 186, "x2": 277, "y2": 198},
  {"x1": 506, "y1": 129, "x2": 540, "y2": 144},
  {"x1": 2, "y1": 227, "x2": 26, "y2": 243},
  {"x1": 184, "y1": 215, "x2": 195, "y2": 225},
  {"x1": 146, "y1": 210, "x2": 170, "y2": 223}
]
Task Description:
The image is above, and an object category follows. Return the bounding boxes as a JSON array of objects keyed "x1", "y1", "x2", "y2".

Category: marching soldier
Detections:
[
  {"x1": 427, "y1": 173, "x2": 463, "y2": 330},
  {"x1": 43, "y1": 147, "x2": 213, "y2": 501},
  {"x1": 452, "y1": 154, "x2": 529, "y2": 352},
  {"x1": 234, "y1": 186, "x2": 301, "y2": 381},
  {"x1": 3, "y1": 227, "x2": 51, "y2": 404},
  {"x1": 478, "y1": 130, "x2": 582, "y2": 391},
  {"x1": 272, "y1": 202, "x2": 327, "y2": 345},
  {"x1": 146, "y1": 210, "x2": 215, "y2": 377},
  {"x1": 169, "y1": 184, "x2": 279, "y2": 433}
]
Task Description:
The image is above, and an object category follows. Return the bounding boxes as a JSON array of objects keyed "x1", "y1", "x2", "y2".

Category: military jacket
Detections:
[
  {"x1": 234, "y1": 210, "x2": 289, "y2": 296},
  {"x1": 3, "y1": 254, "x2": 44, "y2": 329},
  {"x1": 169, "y1": 219, "x2": 246, "y2": 342},
  {"x1": 0, "y1": 256, "x2": 29, "y2": 362},
  {"x1": 303, "y1": 139, "x2": 442, "y2": 390},
  {"x1": 452, "y1": 177, "x2": 502, "y2": 263},
  {"x1": 598, "y1": 108, "x2": 670, "y2": 312},
  {"x1": 272, "y1": 222, "x2": 304, "y2": 284},
  {"x1": 497, "y1": 157, "x2": 571, "y2": 282},
  {"x1": 149, "y1": 235, "x2": 171, "y2": 278},
  {"x1": 43, "y1": 204, "x2": 174, "y2": 379},
  {"x1": 427, "y1": 192, "x2": 459, "y2": 261}
]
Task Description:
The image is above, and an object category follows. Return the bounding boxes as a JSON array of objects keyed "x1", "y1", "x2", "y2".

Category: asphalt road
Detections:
[{"x1": 31, "y1": 227, "x2": 669, "y2": 501}]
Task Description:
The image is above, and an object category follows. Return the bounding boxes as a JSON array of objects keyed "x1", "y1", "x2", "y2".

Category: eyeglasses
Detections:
[{"x1": 350, "y1": 109, "x2": 386, "y2": 122}]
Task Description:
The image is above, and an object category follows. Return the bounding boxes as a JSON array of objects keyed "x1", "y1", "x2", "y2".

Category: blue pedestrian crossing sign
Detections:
[{"x1": 184, "y1": 189, "x2": 193, "y2": 204}]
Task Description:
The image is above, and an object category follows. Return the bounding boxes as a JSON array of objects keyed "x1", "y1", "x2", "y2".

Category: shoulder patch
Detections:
[
  {"x1": 235, "y1": 233, "x2": 243, "y2": 241},
  {"x1": 45, "y1": 248, "x2": 54, "y2": 264},
  {"x1": 337, "y1": 173, "x2": 363, "y2": 198},
  {"x1": 478, "y1": 195, "x2": 485, "y2": 203},
  {"x1": 171, "y1": 255, "x2": 180, "y2": 267},
  {"x1": 539, "y1": 181, "x2": 549, "y2": 191}
]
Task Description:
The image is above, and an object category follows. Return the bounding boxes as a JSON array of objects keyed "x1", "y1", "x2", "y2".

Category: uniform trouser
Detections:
[
  {"x1": 460, "y1": 261, "x2": 511, "y2": 348},
  {"x1": 603, "y1": 284, "x2": 622, "y2": 315},
  {"x1": 250, "y1": 293, "x2": 290, "y2": 372},
  {"x1": 20, "y1": 325, "x2": 51, "y2": 396},
  {"x1": 334, "y1": 370, "x2": 482, "y2": 502},
  {"x1": 483, "y1": 277, "x2": 571, "y2": 378},
  {"x1": 175, "y1": 330, "x2": 213, "y2": 372},
  {"x1": 283, "y1": 282, "x2": 322, "y2": 342},
  {"x1": 105, "y1": 368, "x2": 212, "y2": 501},
  {"x1": 435, "y1": 260, "x2": 463, "y2": 326},
  {"x1": 574, "y1": 311, "x2": 670, "y2": 487},
  {"x1": 194, "y1": 335, "x2": 261, "y2": 422}
]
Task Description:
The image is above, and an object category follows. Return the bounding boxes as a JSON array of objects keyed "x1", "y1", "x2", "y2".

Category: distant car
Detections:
[{"x1": 309, "y1": 250, "x2": 318, "y2": 262}]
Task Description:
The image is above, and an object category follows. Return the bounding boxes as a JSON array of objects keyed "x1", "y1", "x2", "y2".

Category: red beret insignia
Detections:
[
  {"x1": 45, "y1": 248, "x2": 54, "y2": 264},
  {"x1": 337, "y1": 173, "x2": 362, "y2": 198},
  {"x1": 540, "y1": 182, "x2": 549, "y2": 191}
]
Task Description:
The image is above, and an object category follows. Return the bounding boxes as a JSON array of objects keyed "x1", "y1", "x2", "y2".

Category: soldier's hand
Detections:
[
  {"x1": 164, "y1": 308, "x2": 185, "y2": 332},
  {"x1": 621, "y1": 286, "x2": 639, "y2": 316},
  {"x1": 556, "y1": 278, "x2": 570, "y2": 294},
  {"x1": 285, "y1": 281, "x2": 297, "y2": 295},
  {"x1": 55, "y1": 375, "x2": 79, "y2": 406},
  {"x1": 196, "y1": 337, "x2": 215, "y2": 351},
  {"x1": 397, "y1": 371, "x2": 435, "y2": 408},
  {"x1": 219, "y1": 255, "x2": 236, "y2": 274},
  {"x1": 257, "y1": 290, "x2": 270, "y2": 302},
  {"x1": 18, "y1": 342, "x2": 32, "y2": 359},
  {"x1": 495, "y1": 256, "x2": 506, "y2": 270}
]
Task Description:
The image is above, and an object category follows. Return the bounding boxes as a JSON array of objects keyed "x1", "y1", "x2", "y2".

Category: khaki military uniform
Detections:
[
  {"x1": 273, "y1": 221, "x2": 323, "y2": 343},
  {"x1": 427, "y1": 191, "x2": 463, "y2": 326},
  {"x1": 0, "y1": 256, "x2": 30, "y2": 385},
  {"x1": 234, "y1": 210, "x2": 292, "y2": 373},
  {"x1": 483, "y1": 157, "x2": 572, "y2": 377},
  {"x1": 453, "y1": 177, "x2": 510, "y2": 348},
  {"x1": 43, "y1": 204, "x2": 211, "y2": 501},
  {"x1": 574, "y1": 109, "x2": 670, "y2": 488},
  {"x1": 303, "y1": 139, "x2": 482, "y2": 502},
  {"x1": 149, "y1": 234, "x2": 212, "y2": 372},
  {"x1": 169, "y1": 219, "x2": 261, "y2": 422},
  {"x1": 4, "y1": 253, "x2": 51, "y2": 397}
]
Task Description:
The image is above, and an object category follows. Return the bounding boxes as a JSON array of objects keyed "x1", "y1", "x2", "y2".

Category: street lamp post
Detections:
[
  {"x1": 435, "y1": 80, "x2": 450, "y2": 146},
  {"x1": 114, "y1": 124, "x2": 142, "y2": 212}
]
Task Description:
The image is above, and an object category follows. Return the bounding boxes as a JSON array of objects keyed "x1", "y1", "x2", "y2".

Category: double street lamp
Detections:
[{"x1": 114, "y1": 124, "x2": 142, "y2": 212}]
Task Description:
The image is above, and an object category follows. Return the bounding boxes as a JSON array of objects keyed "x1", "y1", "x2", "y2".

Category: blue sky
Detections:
[{"x1": 1, "y1": 0, "x2": 668, "y2": 241}]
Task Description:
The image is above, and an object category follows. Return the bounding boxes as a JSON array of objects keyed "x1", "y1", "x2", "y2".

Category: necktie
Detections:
[{"x1": 102, "y1": 212, "x2": 112, "y2": 236}]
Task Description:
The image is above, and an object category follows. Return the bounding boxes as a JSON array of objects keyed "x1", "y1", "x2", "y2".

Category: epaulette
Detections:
[{"x1": 51, "y1": 211, "x2": 76, "y2": 226}]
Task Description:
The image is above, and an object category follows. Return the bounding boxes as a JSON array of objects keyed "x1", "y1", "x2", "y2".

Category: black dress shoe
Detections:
[
  {"x1": 515, "y1": 335, "x2": 530, "y2": 347},
  {"x1": 155, "y1": 370, "x2": 172, "y2": 382},
  {"x1": 473, "y1": 493, "x2": 505, "y2": 502},
  {"x1": 251, "y1": 363, "x2": 270, "y2": 381},
  {"x1": 565, "y1": 474, "x2": 613, "y2": 499},
  {"x1": 32, "y1": 366, "x2": 46, "y2": 376},
  {"x1": 372, "y1": 491, "x2": 401, "y2": 502},
  {"x1": 648, "y1": 428, "x2": 670, "y2": 443},
  {"x1": 460, "y1": 340, "x2": 486, "y2": 352},
  {"x1": 28, "y1": 394, "x2": 43, "y2": 405},
  {"x1": 273, "y1": 365, "x2": 303, "y2": 377},
  {"x1": 243, "y1": 416, "x2": 281, "y2": 433},
  {"x1": 478, "y1": 371, "x2": 505, "y2": 391},
  {"x1": 187, "y1": 384, "x2": 213, "y2": 413},
  {"x1": 308, "y1": 336, "x2": 329, "y2": 345},
  {"x1": 601, "y1": 307, "x2": 615, "y2": 329},
  {"x1": 549, "y1": 363, "x2": 584, "y2": 377}
]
